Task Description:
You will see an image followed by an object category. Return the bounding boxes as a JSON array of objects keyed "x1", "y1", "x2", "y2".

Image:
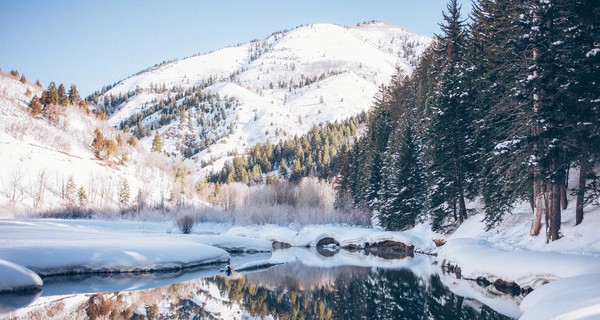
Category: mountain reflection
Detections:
[{"x1": 3, "y1": 260, "x2": 515, "y2": 319}]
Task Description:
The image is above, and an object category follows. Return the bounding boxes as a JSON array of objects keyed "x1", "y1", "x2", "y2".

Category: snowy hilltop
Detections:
[{"x1": 88, "y1": 22, "x2": 431, "y2": 176}]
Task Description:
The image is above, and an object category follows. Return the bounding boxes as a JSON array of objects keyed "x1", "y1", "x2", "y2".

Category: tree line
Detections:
[
  {"x1": 210, "y1": 114, "x2": 364, "y2": 184},
  {"x1": 335, "y1": 0, "x2": 600, "y2": 241}
]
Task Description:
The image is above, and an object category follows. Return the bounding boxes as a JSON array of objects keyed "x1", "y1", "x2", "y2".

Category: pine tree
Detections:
[
  {"x1": 68, "y1": 84, "x2": 80, "y2": 104},
  {"x1": 57, "y1": 83, "x2": 68, "y2": 106},
  {"x1": 118, "y1": 179, "x2": 130, "y2": 208},
  {"x1": 45, "y1": 82, "x2": 59, "y2": 105},
  {"x1": 77, "y1": 186, "x2": 88, "y2": 207},
  {"x1": 379, "y1": 121, "x2": 426, "y2": 231},
  {"x1": 65, "y1": 176, "x2": 77, "y2": 207},
  {"x1": 427, "y1": 0, "x2": 476, "y2": 230},
  {"x1": 151, "y1": 131, "x2": 164, "y2": 153}
]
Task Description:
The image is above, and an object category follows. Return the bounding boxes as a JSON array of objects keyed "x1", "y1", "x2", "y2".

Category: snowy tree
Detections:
[
  {"x1": 427, "y1": 0, "x2": 477, "y2": 230},
  {"x1": 77, "y1": 186, "x2": 88, "y2": 208},
  {"x1": 118, "y1": 179, "x2": 130, "y2": 208},
  {"x1": 378, "y1": 121, "x2": 426, "y2": 230},
  {"x1": 65, "y1": 176, "x2": 76, "y2": 207}
]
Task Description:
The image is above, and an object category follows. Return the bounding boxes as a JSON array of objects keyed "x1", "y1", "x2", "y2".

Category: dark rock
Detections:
[
  {"x1": 433, "y1": 239, "x2": 446, "y2": 247},
  {"x1": 316, "y1": 246, "x2": 339, "y2": 257},
  {"x1": 364, "y1": 240, "x2": 414, "y2": 259},
  {"x1": 316, "y1": 237, "x2": 340, "y2": 247},
  {"x1": 272, "y1": 241, "x2": 292, "y2": 249},
  {"x1": 476, "y1": 276, "x2": 492, "y2": 287},
  {"x1": 342, "y1": 244, "x2": 362, "y2": 251},
  {"x1": 493, "y1": 279, "x2": 521, "y2": 296}
]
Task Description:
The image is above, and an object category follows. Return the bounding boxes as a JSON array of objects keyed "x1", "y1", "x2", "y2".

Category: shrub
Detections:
[{"x1": 176, "y1": 214, "x2": 195, "y2": 234}]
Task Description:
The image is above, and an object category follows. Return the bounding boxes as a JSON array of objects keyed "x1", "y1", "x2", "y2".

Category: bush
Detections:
[{"x1": 176, "y1": 214, "x2": 195, "y2": 234}]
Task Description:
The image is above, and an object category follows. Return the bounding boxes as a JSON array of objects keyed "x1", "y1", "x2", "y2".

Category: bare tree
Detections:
[
  {"x1": 1, "y1": 168, "x2": 25, "y2": 208},
  {"x1": 28, "y1": 168, "x2": 48, "y2": 210}
]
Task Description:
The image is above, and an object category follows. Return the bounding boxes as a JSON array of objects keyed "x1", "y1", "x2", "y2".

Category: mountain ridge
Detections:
[{"x1": 89, "y1": 21, "x2": 432, "y2": 176}]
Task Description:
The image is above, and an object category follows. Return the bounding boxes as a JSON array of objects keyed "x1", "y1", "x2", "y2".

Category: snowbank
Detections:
[
  {"x1": 0, "y1": 220, "x2": 230, "y2": 276},
  {"x1": 438, "y1": 238, "x2": 600, "y2": 289},
  {"x1": 520, "y1": 273, "x2": 600, "y2": 320},
  {"x1": 0, "y1": 259, "x2": 42, "y2": 293},
  {"x1": 225, "y1": 224, "x2": 426, "y2": 249}
]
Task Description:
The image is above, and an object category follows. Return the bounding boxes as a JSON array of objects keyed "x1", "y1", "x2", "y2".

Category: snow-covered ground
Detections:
[
  {"x1": 0, "y1": 219, "x2": 230, "y2": 277},
  {"x1": 437, "y1": 202, "x2": 600, "y2": 319},
  {"x1": 0, "y1": 200, "x2": 599, "y2": 318}
]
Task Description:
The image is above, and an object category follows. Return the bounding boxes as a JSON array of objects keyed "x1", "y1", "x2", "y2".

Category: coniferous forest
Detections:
[{"x1": 334, "y1": 0, "x2": 600, "y2": 240}]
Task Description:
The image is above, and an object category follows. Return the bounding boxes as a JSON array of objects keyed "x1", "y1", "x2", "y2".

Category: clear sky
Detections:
[{"x1": 0, "y1": 0, "x2": 470, "y2": 96}]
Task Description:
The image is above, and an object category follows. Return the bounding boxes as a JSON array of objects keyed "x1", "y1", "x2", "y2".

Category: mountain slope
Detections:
[
  {"x1": 0, "y1": 71, "x2": 173, "y2": 213},
  {"x1": 91, "y1": 21, "x2": 432, "y2": 176}
]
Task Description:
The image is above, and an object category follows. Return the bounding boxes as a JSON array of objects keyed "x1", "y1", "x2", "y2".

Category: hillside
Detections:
[
  {"x1": 90, "y1": 22, "x2": 432, "y2": 176},
  {"x1": 0, "y1": 71, "x2": 174, "y2": 214}
]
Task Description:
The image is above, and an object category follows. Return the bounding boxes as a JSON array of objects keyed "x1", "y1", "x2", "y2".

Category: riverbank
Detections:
[{"x1": 1, "y1": 201, "x2": 599, "y2": 318}]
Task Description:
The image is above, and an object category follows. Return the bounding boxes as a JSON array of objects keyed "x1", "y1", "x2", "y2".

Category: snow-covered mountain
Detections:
[
  {"x1": 0, "y1": 71, "x2": 173, "y2": 213},
  {"x1": 93, "y1": 21, "x2": 432, "y2": 175}
]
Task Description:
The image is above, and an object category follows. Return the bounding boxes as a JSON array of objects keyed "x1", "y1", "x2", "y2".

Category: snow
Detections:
[
  {"x1": 434, "y1": 201, "x2": 600, "y2": 318},
  {"x1": 0, "y1": 219, "x2": 230, "y2": 277},
  {"x1": 225, "y1": 224, "x2": 426, "y2": 248},
  {"x1": 438, "y1": 238, "x2": 599, "y2": 288},
  {"x1": 520, "y1": 273, "x2": 600, "y2": 320},
  {"x1": 95, "y1": 22, "x2": 432, "y2": 177},
  {"x1": 0, "y1": 259, "x2": 42, "y2": 293},
  {"x1": 0, "y1": 73, "x2": 173, "y2": 213}
]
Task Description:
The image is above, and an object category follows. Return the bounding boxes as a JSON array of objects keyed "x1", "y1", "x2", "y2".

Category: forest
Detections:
[{"x1": 333, "y1": 0, "x2": 599, "y2": 241}]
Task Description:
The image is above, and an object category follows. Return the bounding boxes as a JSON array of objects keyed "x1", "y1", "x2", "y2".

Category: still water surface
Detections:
[{"x1": 1, "y1": 250, "x2": 517, "y2": 319}]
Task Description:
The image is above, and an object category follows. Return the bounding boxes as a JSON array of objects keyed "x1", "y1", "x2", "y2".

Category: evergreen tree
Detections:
[
  {"x1": 65, "y1": 176, "x2": 77, "y2": 207},
  {"x1": 57, "y1": 83, "x2": 68, "y2": 106},
  {"x1": 427, "y1": 0, "x2": 476, "y2": 230},
  {"x1": 379, "y1": 121, "x2": 426, "y2": 230},
  {"x1": 151, "y1": 131, "x2": 164, "y2": 153},
  {"x1": 77, "y1": 186, "x2": 88, "y2": 207},
  {"x1": 68, "y1": 84, "x2": 80, "y2": 104},
  {"x1": 118, "y1": 180, "x2": 130, "y2": 208},
  {"x1": 45, "y1": 82, "x2": 59, "y2": 105}
]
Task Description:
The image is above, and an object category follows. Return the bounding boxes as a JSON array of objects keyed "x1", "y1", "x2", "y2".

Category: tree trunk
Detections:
[
  {"x1": 576, "y1": 159, "x2": 589, "y2": 226},
  {"x1": 530, "y1": 178, "x2": 544, "y2": 236},
  {"x1": 560, "y1": 183, "x2": 568, "y2": 210},
  {"x1": 458, "y1": 192, "x2": 467, "y2": 224},
  {"x1": 561, "y1": 169, "x2": 568, "y2": 210},
  {"x1": 548, "y1": 182, "x2": 561, "y2": 242}
]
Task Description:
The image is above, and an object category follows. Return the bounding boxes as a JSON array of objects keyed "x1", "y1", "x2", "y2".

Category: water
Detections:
[{"x1": 1, "y1": 250, "x2": 518, "y2": 319}]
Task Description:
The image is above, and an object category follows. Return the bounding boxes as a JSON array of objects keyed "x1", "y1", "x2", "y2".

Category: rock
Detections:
[
  {"x1": 272, "y1": 241, "x2": 292, "y2": 249},
  {"x1": 493, "y1": 279, "x2": 521, "y2": 296},
  {"x1": 364, "y1": 240, "x2": 414, "y2": 259},
  {"x1": 433, "y1": 239, "x2": 446, "y2": 247},
  {"x1": 342, "y1": 244, "x2": 362, "y2": 251},
  {"x1": 316, "y1": 237, "x2": 340, "y2": 247}
]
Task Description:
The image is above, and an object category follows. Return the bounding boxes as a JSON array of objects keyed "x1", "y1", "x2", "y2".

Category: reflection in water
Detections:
[
  {"x1": 2, "y1": 258, "x2": 515, "y2": 320},
  {"x1": 0, "y1": 291, "x2": 41, "y2": 315}
]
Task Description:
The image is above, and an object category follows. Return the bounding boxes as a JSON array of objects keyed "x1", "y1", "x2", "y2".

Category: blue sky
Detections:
[{"x1": 0, "y1": 0, "x2": 470, "y2": 96}]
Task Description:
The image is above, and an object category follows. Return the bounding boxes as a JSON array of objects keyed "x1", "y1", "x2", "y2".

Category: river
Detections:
[{"x1": 1, "y1": 249, "x2": 520, "y2": 319}]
